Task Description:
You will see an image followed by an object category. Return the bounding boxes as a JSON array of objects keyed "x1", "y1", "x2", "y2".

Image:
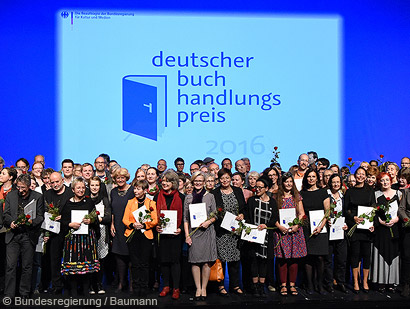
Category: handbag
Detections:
[{"x1": 209, "y1": 259, "x2": 224, "y2": 282}]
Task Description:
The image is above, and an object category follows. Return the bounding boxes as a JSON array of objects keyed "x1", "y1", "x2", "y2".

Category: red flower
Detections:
[
  {"x1": 22, "y1": 171, "x2": 27, "y2": 174},
  {"x1": 149, "y1": 207, "x2": 154, "y2": 212},
  {"x1": 96, "y1": 211, "x2": 100, "y2": 216},
  {"x1": 334, "y1": 211, "x2": 337, "y2": 215},
  {"x1": 218, "y1": 207, "x2": 223, "y2": 212},
  {"x1": 348, "y1": 157, "x2": 352, "y2": 162},
  {"x1": 274, "y1": 146, "x2": 278, "y2": 151},
  {"x1": 10, "y1": 165, "x2": 14, "y2": 168},
  {"x1": 377, "y1": 206, "x2": 381, "y2": 211},
  {"x1": 386, "y1": 197, "x2": 391, "y2": 201},
  {"x1": 49, "y1": 203, "x2": 54, "y2": 209},
  {"x1": 380, "y1": 154, "x2": 384, "y2": 159},
  {"x1": 333, "y1": 201, "x2": 337, "y2": 205},
  {"x1": 231, "y1": 227, "x2": 236, "y2": 232},
  {"x1": 303, "y1": 215, "x2": 308, "y2": 220},
  {"x1": 26, "y1": 214, "x2": 31, "y2": 219},
  {"x1": 85, "y1": 196, "x2": 90, "y2": 198},
  {"x1": 160, "y1": 213, "x2": 165, "y2": 218},
  {"x1": 105, "y1": 177, "x2": 108, "y2": 181},
  {"x1": 404, "y1": 218, "x2": 409, "y2": 222}
]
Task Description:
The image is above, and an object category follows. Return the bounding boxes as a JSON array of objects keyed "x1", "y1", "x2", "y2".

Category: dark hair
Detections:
[
  {"x1": 109, "y1": 160, "x2": 118, "y2": 165},
  {"x1": 257, "y1": 176, "x2": 271, "y2": 189},
  {"x1": 41, "y1": 168, "x2": 55, "y2": 178},
  {"x1": 218, "y1": 168, "x2": 232, "y2": 180},
  {"x1": 132, "y1": 179, "x2": 149, "y2": 190},
  {"x1": 61, "y1": 158, "x2": 74, "y2": 167},
  {"x1": 99, "y1": 153, "x2": 110, "y2": 164},
  {"x1": 302, "y1": 168, "x2": 320, "y2": 190},
  {"x1": 221, "y1": 158, "x2": 232, "y2": 165},
  {"x1": 193, "y1": 159, "x2": 204, "y2": 167},
  {"x1": 147, "y1": 167, "x2": 160, "y2": 177},
  {"x1": 3, "y1": 167, "x2": 17, "y2": 182},
  {"x1": 276, "y1": 172, "x2": 300, "y2": 209},
  {"x1": 317, "y1": 158, "x2": 330, "y2": 168},
  {"x1": 341, "y1": 166, "x2": 350, "y2": 175},
  {"x1": 354, "y1": 166, "x2": 367, "y2": 177},
  {"x1": 369, "y1": 160, "x2": 378, "y2": 166},
  {"x1": 174, "y1": 157, "x2": 184, "y2": 166},
  {"x1": 15, "y1": 158, "x2": 30, "y2": 169},
  {"x1": 177, "y1": 172, "x2": 187, "y2": 182},
  {"x1": 232, "y1": 172, "x2": 245, "y2": 182},
  {"x1": 400, "y1": 168, "x2": 410, "y2": 184},
  {"x1": 16, "y1": 174, "x2": 31, "y2": 187},
  {"x1": 328, "y1": 174, "x2": 342, "y2": 191},
  {"x1": 307, "y1": 151, "x2": 318, "y2": 160}
]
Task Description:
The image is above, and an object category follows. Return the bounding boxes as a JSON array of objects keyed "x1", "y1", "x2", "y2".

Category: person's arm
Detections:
[
  {"x1": 100, "y1": 197, "x2": 112, "y2": 225},
  {"x1": 399, "y1": 189, "x2": 410, "y2": 222},
  {"x1": 122, "y1": 199, "x2": 135, "y2": 230}
]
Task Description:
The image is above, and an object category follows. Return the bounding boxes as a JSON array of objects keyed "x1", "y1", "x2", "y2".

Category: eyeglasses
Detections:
[{"x1": 255, "y1": 186, "x2": 265, "y2": 190}]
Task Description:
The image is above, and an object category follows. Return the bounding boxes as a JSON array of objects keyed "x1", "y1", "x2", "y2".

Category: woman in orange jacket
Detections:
[{"x1": 123, "y1": 179, "x2": 158, "y2": 297}]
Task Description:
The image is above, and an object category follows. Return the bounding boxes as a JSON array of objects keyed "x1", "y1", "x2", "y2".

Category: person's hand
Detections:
[
  {"x1": 313, "y1": 226, "x2": 322, "y2": 235},
  {"x1": 83, "y1": 218, "x2": 91, "y2": 225},
  {"x1": 378, "y1": 217, "x2": 387, "y2": 226},
  {"x1": 10, "y1": 221, "x2": 17, "y2": 229},
  {"x1": 369, "y1": 226, "x2": 374, "y2": 232},
  {"x1": 174, "y1": 228, "x2": 181, "y2": 235},
  {"x1": 387, "y1": 216, "x2": 399, "y2": 227},
  {"x1": 279, "y1": 226, "x2": 288, "y2": 234},
  {"x1": 55, "y1": 215, "x2": 61, "y2": 221},
  {"x1": 28, "y1": 219, "x2": 32, "y2": 224},
  {"x1": 342, "y1": 224, "x2": 348, "y2": 230},
  {"x1": 110, "y1": 223, "x2": 116, "y2": 237},
  {"x1": 354, "y1": 216, "x2": 364, "y2": 224},
  {"x1": 44, "y1": 236, "x2": 50, "y2": 243},
  {"x1": 70, "y1": 222, "x2": 81, "y2": 229},
  {"x1": 290, "y1": 225, "x2": 299, "y2": 233},
  {"x1": 133, "y1": 222, "x2": 144, "y2": 229},
  {"x1": 236, "y1": 214, "x2": 244, "y2": 221},
  {"x1": 200, "y1": 220, "x2": 211, "y2": 229},
  {"x1": 258, "y1": 224, "x2": 267, "y2": 231},
  {"x1": 156, "y1": 225, "x2": 163, "y2": 233},
  {"x1": 185, "y1": 235, "x2": 192, "y2": 246},
  {"x1": 99, "y1": 217, "x2": 102, "y2": 223}
]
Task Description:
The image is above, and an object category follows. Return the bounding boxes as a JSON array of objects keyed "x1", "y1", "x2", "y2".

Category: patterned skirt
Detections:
[
  {"x1": 61, "y1": 229, "x2": 100, "y2": 275},
  {"x1": 273, "y1": 227, "x2": 307, "y2": 259}
]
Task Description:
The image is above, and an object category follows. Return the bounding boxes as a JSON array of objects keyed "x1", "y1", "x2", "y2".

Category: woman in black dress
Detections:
[
  {"x1": 212, "y1": 168, "x2": 246, "y2": 296},
  {"x1": 155, "y1": 170, "x2": 185, "y2": 300},
  {"x1": 110, "y1": 168, "x2": 134, "y2": 293},
  {"x1": 300, "y1": 168, "x2": 330, "y2": 295},
  {"x1": 345, "y1": 167, "x2": 375, "y2": 293}
]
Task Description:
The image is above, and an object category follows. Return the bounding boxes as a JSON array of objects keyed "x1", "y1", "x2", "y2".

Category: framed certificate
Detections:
[
  {"x1": 160, "y1": 210, "x2": 177, "y2": 235},
  {"x1": 240, "y1": 223, "x2": 267, "y2": 245},
  {"x1": 309, "y1": 210, "x2": 327, "y2": 234},
  {"x1": 189, "y1": 203, "x2": 207, "y2": 228},
  {"x1": 279, "y1": 208, "x2": 296, "y2": 229}
]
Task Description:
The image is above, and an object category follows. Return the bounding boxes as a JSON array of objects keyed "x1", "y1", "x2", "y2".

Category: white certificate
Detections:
[
  {"x1": 95, "y1": 201, "x2": 104, "y2": 219},
  {"x1": 41, "y1": 212, "x2": 61, "y2": 234},
  {"x1": 35, "y1": 234, "x2": 44, "y2": 253},
  {"x1": 279, "y1": 208, "x2": 296, "y2": 229},
  {"x1": 388, "y1": 200, "x2": 398, "y2": 219},
  {"x1": 357, "y1": 206, "x2": 374, "y2": 230},
  {"x1": 220, "y1": 211, "x2": 242, "y2": 232},
  {"x1": 160, "y1": 210, "x2": 177, "y2": 235},
  {"x1": 71, "y1": 210, "x2": 88, "y2": 235},
  {"x1": 309, "y1": 210, "x2": 327, "y2": 234},
  {"x1": 24, "y1": 199, "x2": 37, "y2": 220},
  {"x1": 132, "y1": 208, "x2": 147, "y2": 233},
  {"x1": 329, "y1": 217, "x2": 345, "y2": 241},
  {"x1": 241, "y1": 223, "x2": 267, "y2": 245},
  {"x1": 189, "y1": 203, "x2": 207, "y2": 228}
]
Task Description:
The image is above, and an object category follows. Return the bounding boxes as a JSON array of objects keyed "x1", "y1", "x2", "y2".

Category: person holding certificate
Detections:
[
  {"x1": 273, "y1": 172, "x2": 307, "y2": 296},
  {"x1": 212, "y1": 168, "x2": 246, "y2": 296},
  {"x1": 344, "y1": 167, "x2": 375, "y2": 293},
  {"x1": 155, "y1": 170, "x2": 185, "y2": 300},
  {"x1": 245, "y1": 177, "x2": 278, "y2": 297},
  {"x1": 184, "y1": 171, "x2": 217, "y2": 300},
  {"x1": 324, "y1": 174, "x2": 348, "y2": 293},
  {"x1": 60, "y1": 177, "x2": 100, "y2": 296},
  {"x1": 123, "y1": 179, "x2": 158, "y2": 297},
  {"x1": 300, "y1": 168, "x2": 330, "y2": 295},
  {"x1": 89, "y1": 176, "x2": 111, "y2": 295},
  {"x1": 371, "y1": 173, "x2": 401, "y2": 292}
]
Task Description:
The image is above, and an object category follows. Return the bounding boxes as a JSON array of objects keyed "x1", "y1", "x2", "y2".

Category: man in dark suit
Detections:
[{"x1": 3, "y1": 174, "x2": 44, "y2": 298}]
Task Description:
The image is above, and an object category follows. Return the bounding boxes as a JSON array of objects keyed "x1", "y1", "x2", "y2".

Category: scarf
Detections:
[
  {"x1": 0, "y1": 186, "x2": 12, "y2": 211},
  {"x1": 192, "y1": 188, "x2": 205, "y2": 204},
  {"x1": 157, "y1": 189, "x2": 182, "y2": 227}
]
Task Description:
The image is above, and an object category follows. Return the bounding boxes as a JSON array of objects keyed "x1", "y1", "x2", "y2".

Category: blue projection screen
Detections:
[{"x1": 58, "y1": 11, "x2": 341, "y2": 171}]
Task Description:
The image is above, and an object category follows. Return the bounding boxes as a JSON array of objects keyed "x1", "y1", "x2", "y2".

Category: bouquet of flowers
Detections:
[
  {"x1": 7, "y1": 213, "x2": 31, "y2": 232},
  {"x1": 47, "y1": 202, "x2": 60, "y2": 221},
  {"x1": 65, "y1": 210, "x2": 100, "y2": 239},
  {"x1": 126, "y1": 207, "x2": 154, "y2": 243}
]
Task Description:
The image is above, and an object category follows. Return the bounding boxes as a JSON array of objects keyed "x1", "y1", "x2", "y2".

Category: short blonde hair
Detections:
[{"x1": 113, "y1": 168, "x2": 130, "y2": 182}]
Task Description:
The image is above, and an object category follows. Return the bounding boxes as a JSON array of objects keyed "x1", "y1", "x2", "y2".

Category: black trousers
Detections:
[
  {"x1": 219, "y1": 260, "x2": 241, "y2": 290},
  {"x1": 5, "y1": 233, "x2": 34, "y2": 297},
  {"x1": 250, "y1": 256, "x2": 268, "y2": 279},
  {"x1": 402, "y1": 229, "x2": 410, "y2": 284},
  {"x1": 128, "y1": 231, "x2": 152, "y2": 290},
  {"x1": 350, "y1": 240, "x2": 371, "y2": 269},
  {"x1": 324, "y1": 239, "x2": 347, "y2": 285},
  {"x1": 42, "y1": 233, "x2": 64, "y2": 290}
]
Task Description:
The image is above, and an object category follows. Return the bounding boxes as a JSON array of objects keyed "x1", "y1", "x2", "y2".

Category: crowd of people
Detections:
[{"x1": 0, "y1": 152, "x2": 410, "y2": 302}]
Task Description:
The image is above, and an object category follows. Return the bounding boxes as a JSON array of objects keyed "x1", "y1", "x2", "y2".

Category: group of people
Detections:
[{"x1": 0, "y1": 152, "x2": 410, "y2": 302}]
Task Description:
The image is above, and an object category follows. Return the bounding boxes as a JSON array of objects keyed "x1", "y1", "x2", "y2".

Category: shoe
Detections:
[
  {"x1": 325, "y1": 285, "x2": 334, "y2": 293},
  {"x1": 258, "y1": 283, "x2": 266, "y2": 298},
  {"x1": 318, "y1": 286, "x2": 327, "y2": 295},
  {"x1": 218, "y1": 286, "x2": 229, "y2": 297},
  {"x1": 89, "y1": 287, "x2": 96, "y2": 295},
  {"x1": 268, "y1": 285, "x2": 276, "y2": 292},
  {"x1": 338, "y1": 284, "x2": 348, "y2": 294},
  {"x1": 33, "y1": 289, "x2": 40, "y2": 295},
  {"x1": 280, "y1": 285, "x2": 287, "y2": 296},
  {"x1": 194, "y1": 289, "x2": 201, "y2": 301},
  {"x1": 353, "y1": 288, "x2": 360, "y2": 294},
  {"x1": 363, "y1": 288, "x2": 370, "y2": 293},
  {"x1": 159, "y1": 286, "x2": 170, "y2": 297},
  {"x1": 251, "y1": 283, "x2": 260, "y2": 297},
  {"x1": 289, "y1": 285, "x2": 298, "y2": 296},
  {"x1": 200, "y1": 295, "x2": 207, "y2": 301},
  {"x1": 306, "y1": 288, "x2": 314, "y2": 295},
  {"x1": 387, "y1": 286, "x2": 396, "y2": 294},
  {"x1": 171, "y1": 288, "x2": 180, "y2": 300},
  {"x1": 232, "y1": 287, "x2": 244, "y2": 295}
]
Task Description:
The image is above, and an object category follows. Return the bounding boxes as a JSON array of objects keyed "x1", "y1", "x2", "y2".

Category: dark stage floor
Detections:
[{"x1": 5, "y1": 285, "x2": 409, "y2": 308}]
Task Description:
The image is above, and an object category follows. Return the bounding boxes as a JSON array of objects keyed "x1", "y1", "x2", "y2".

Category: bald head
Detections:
[
  {"x1": 298, "y1": 154, "x2": 309, "y2": 171},
  {"x1": 50, "y1": 172, "x2": 64, "y2": 192}
]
